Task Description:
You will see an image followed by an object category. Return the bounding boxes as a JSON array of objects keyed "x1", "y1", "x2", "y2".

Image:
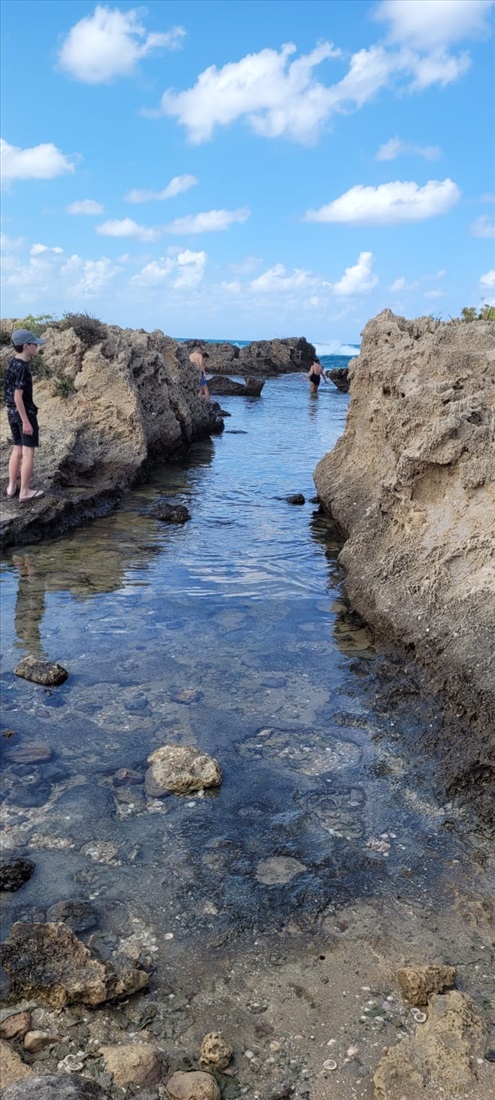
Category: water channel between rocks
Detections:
[{"x1": 1, "y1": 374, "x2": 494, "y2": 1100}]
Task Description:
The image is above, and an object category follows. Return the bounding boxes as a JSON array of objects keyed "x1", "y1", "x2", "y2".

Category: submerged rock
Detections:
[
  {"x1": 286, "y1": 493, "x2": 305, "y2": 505},
  {"x1": 207, "y1": 375, "x2": 264, "y2": 396},
  {"x1": 149, "y1": 503, "x2": 191, "y2": 523},
  {"x1": 145, "y1": 745, "x2": 222, "y2": 796},
  {"x1": 46, "y1": 899, "x2": 98, "y2": 932},
  {"x1": 13, "y1": 656, "x2": 68, "y2": 686},
  {"x1": 0, "y1": 855, "x2": 35, "y2": 892},
  {"x1": 0, "y1": 922, "x2": 150, "y2": 1008}
]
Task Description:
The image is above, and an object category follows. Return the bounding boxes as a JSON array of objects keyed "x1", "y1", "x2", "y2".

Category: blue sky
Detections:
[{"x1": 1, "y1": 0, "x2": 494, "y2": 345}]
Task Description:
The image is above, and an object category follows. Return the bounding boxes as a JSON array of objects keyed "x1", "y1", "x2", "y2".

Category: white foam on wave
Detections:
[{"x1": 314, "y1": 341, "x2": 360, "y2": 358}]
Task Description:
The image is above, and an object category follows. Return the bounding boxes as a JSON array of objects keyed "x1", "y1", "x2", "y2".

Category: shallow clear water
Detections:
[{"x1": 0, "y1": 373, "x2": 490, "y2": 955}]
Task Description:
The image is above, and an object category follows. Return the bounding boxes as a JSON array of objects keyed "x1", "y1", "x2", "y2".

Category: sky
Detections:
[{"x1": 1, "y1": 0, "x2": 494, "y2": 345}]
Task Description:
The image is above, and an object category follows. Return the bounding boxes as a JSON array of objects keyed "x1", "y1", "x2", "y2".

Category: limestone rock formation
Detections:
[
  {"x1": 314, "y1": 310, "x2": 495, "y2": 821},
  {"x1": 164, "y1": 1070, "x2": 221, "y2": 1100},
  {"x1": 373, "y1": 989, "x2": 487, "y2": 1098},
  {"x1": 176, "y1": 336, "x2": 316, "y2": 376},
  {"x1": 326, "y1": 366, "x2": 350, "y2": 392},
  {"x1": 0, "y1": 1039, "x2": 33, "y2": 1090},
  {"x1": 0, "y1": 321, "x2": 223, "y2": 548},
  {"x1": 14, "y1": 656, "x2": 68, "y2": 686},
  {"x1": 0, "y1": 922, "x2": 150, "y2": 1008},
  {"x1": 100, "y1": 1043, "x2": 165, "y2": 1087},
  {"x1": 199, "y1": 1031, "x2": 233, "y2": 1070}
]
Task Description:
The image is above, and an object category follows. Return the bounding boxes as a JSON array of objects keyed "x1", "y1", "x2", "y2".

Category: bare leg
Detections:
[
  {"x1": 19, "y1": 447, "x2": 35, "y2": 499},
  {"x1": 7, "y1": 446, "x2": 23, "y2": 496}
]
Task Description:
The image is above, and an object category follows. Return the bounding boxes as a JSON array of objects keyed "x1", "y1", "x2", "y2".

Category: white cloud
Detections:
[
  {"x1": 480, "y1": 269, "x2": 495, "y2": 288},
  {"x1": 304, "y1": 178, "x2": 460, "y2": 225},
  {"x1": 58, "y1": 5, "x2": 185, "y2": 84},
  {"x1": 0, "y1": 232, "x2": 24, "y2": 251},
  {"x1": 60, "y1": 254, "x2": 122, "y2": 294},
  {"x1": 376, "y1": 136, "x2": 441, "y2": 160},
  {"x1": 470, "y1": 214, "x2": 495, "y2": 238},
  {"x1": 404, "y1": 47, "x2": 471, "y2": 90},
  {"x1": 1, "y1": 138, "x2": 75, "y2": 184},
  {"x1": 229, "y1": 255, "x2": 263, "y2": 275},
  {"x1": 374, "y1": 0, "x2": 495, "y2": 48},
  {"x1": 125, "y1": 175, "x2": 198, "y2": 203},
  {"x1": 156, "y1": 42, "x2": 348, "y2": 144},
  {"x1": 66, "y1": 199, "x2": 104, "y2": 215},
  {"x1": 31, "y1": 243, "x2": 64, "y2": 255},
  {"x1": 389, "y1": 276, "x2": 420, "y2": 291},
  {"x1": 424, "y1": 288, "x2": 444, "y2": 299},
  {"x1": 164, "y1": 208, "x2": 250, "y2": 234},
  {"x1": 131, "y1": 249, "x2": 207, "y2": 290},
  {"x1": 250, "y1": 263, "x2": 323, "y2": 293},
  {"x1": 96, "y1": 218, "x2": 161, "y2": 242},
  {"x1": 332, "y1": 251, "x2": 378, "y2": 296}
]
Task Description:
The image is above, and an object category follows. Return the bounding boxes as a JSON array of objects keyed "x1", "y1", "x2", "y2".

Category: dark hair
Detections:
[{"x1": 12, "y1": 344, "x2": 25, "y2": 353}]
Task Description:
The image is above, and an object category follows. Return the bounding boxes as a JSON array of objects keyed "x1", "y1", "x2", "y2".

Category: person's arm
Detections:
[{"x1": 14, "y1": 388, "x2": 33, "y2": 434}]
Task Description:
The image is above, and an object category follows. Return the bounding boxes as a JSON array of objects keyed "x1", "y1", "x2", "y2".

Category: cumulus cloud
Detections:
[
  {"x1": 31, "y1": 243, "x2": 64, "y2": 255},
  {"x1": 480, "y1": 269, "x2": 495, "y2": 287},
  {"x1": 66, "y1": 199, "x2": 104, "y2": 215},
  {"x1": 376, "y1": 136, "x2": 442, "y2": 160},
  {"x1": 374, "y1": 0, "x2": 495, "y2": 48},
  {"x1": 332, "y1": 251, "x2": 378, "y2": 296},
  {"x1": 60, "y1": 254, "x2": 123, "y2": 294},
  {"x1": 164, "y1": 208, "x2": 250, "y2": 234},
  {"x1": 131, "y1": 249, "x2": 207, "y2": 290},
  {"x1": 470, "y1": 214, "x2": 495, "y2": 238},
  {"x1": 156, "y1": 42, "x2": 349, "y2": 144},
  {"x1": 1, "y1": 138, "x2": 75, "y2": 184},
  {"x1": 58, "y1": 5, "x2": 185, "y2": 83},
  {"x1": 304, "y1": 178, "x2": 460, "y2": 226},
  {"x1": 125, "y1": 175, "x2": 198, "y2": 203},
  {"x1": 250, "y1": 263, "x2": 324, "y2": 293},
  {"x1": 96, "y1": 218, "x2": 161, "y2": 242}
]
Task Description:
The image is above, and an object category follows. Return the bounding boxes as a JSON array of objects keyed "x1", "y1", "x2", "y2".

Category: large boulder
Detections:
[
  {"x1": 207, "y1": 376, "x2": 264, "y2": 396},
  {"x1": 314, "y1": 310, "x2": 495, "y2": 822}
]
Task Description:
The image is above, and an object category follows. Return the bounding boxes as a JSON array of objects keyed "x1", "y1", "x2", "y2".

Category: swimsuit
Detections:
[{"x1": 309, "y1": 373, "x2": 321, "y2": 388}]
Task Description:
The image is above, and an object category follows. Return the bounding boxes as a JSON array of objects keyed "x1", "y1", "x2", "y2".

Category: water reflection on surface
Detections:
[{"x1": 0, "y1": 377, "x2": 492, "y2": 959}]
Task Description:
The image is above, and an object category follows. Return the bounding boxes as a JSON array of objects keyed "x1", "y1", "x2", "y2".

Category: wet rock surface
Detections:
[
  {"x1": 176, "y1": 337, "x2": 316, "y2": 377},
  {"x1": 0, "y1": 856, "x2": 35, "y2": 893},
  {"x1": 326, "y1": 366, "x2": 350, "y2": 392},
  {"x1": 148, "y1": 503, "x2": 191, "y2": 524},
  {"x1": 207, "y1": 376, "x2": 264, "y2": 396},
  {"x1": 397, "y1": 964, "x2": 457, "y2": 1005},
  {"x1": 145, "y1": 745, "x2": 222, "y2": 796}
]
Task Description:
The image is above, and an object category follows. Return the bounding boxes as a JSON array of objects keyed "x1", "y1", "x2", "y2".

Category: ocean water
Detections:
[{"x1": 0, "y1": 369, "x2": 491, "y2": 966}]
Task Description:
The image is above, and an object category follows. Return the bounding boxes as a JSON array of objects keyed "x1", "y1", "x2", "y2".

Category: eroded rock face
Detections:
[
  {"x1": 13, "y1": 656, "x2": 68, "y2": 686},
  {"x1": 0, "y1": 1075, "x2": 110, "y2": 1099},
  {"x1": 373, "y1": 990, "x2": 487, "y2": 1098},
  {"x1": 0, "y1": 922, "x2": 149, "y2": 1008},
  {"x1": 397, "y1": 964, "x2": 457, "y2": 1005},
  {"x1": 145, "y1": 745, "x2": 222, "y2": 796},
  {"x1": 314, "y1": 310, "x2": 495, "y2": 821}
]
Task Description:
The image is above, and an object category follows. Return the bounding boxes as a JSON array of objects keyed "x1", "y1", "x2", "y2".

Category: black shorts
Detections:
[{"x1": 8, "y1": 411, "x2": 39, "y2": 448}]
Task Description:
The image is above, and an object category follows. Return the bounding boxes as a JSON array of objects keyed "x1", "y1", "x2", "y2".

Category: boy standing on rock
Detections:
[
  {"x1": 189, "y1": 346, "x2": 211, "y2": 401},
  {"x1": 4, "y1": 328, "x2": 46, "y2": 501}
]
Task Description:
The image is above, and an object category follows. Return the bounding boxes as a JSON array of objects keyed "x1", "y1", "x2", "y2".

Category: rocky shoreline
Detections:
[
  {"x1": 314, "y1": 310, "x2": 495, "y2": 825},
  {"x1": 0, "y1": 325, "x2": 314, "y2": 549}
]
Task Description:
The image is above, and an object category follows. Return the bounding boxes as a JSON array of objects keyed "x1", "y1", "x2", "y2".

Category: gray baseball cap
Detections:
[{"x1": 11, "y1": 329, "x2": 46, "y2": 347}]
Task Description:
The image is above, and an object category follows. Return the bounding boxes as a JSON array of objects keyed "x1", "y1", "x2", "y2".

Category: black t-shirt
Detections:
[{"x1": 4, "y1": 357, "x2": 37, "y2": 416}]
